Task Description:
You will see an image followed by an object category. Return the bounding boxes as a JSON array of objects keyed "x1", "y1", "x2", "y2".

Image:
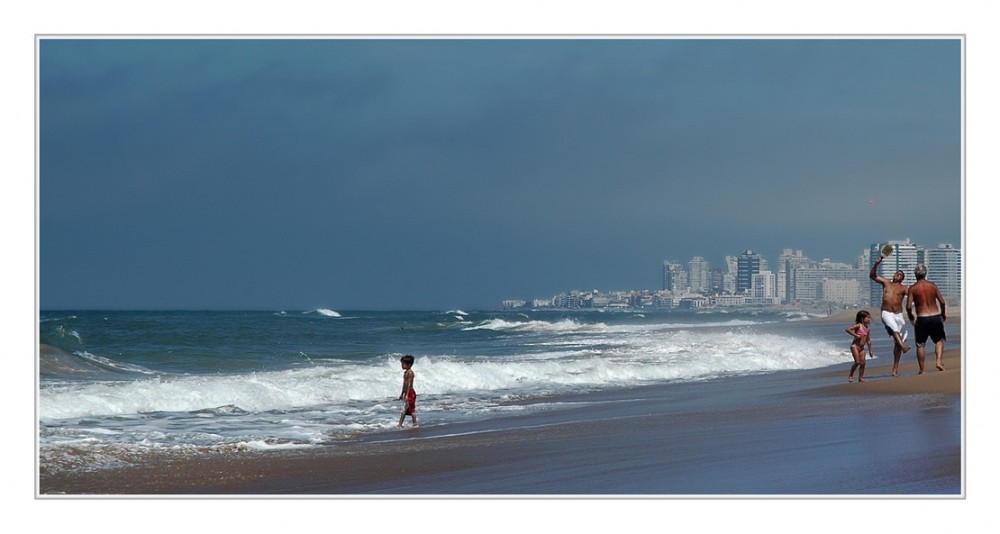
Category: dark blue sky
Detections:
[{"x1": 39, "y1": 38, "x2": 961, "y2": 310}]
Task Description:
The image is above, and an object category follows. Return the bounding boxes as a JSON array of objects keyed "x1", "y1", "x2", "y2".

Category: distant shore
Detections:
[{"x1": 39, "y1": 311, "x2": 962, "y2": 496}]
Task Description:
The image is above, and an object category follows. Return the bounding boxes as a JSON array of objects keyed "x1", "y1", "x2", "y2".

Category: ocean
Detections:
[{"x1": 38, "y1": 308, "x2": 851, "y2": 477}]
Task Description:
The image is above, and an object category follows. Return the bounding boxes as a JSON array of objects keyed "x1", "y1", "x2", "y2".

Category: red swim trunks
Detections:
[{"x1": 402, "y1": 389, "x2": 417, "y2": 415}]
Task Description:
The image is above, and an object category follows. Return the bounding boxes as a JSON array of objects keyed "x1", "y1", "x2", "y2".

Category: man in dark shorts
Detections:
[{"x1": 906, "y1": 264, "x2": 948, "y2": 373}]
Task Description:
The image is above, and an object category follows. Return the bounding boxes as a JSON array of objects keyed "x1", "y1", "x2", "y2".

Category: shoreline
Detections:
[
  {"x1": 818, "y1": 347, "x2": 960, "y2": 395},
  {"x1": 816, "y1": 306, "x2": 961, "y2": 395},
  {"x1": 38, "y1": 314, "x2": 963, "y2": 496}
]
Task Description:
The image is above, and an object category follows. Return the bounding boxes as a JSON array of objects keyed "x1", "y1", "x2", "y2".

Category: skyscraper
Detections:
[
  {"x1": 779, "y1": 249, "x2": 812, "y2": 303},
  {"x1": 663, "y1": 261, "x2": 687, "y2": 292},
  {"x1": 688, "y1": 256, "x2": 711, "y2": 294},
  {"x1": 710, "y1": 267, "x2": 724, "y2": 295},
  {"x1": 925, "y1": 243, "x2": 962, "y2": 303},
  {"x1": 662, "y1": 261, "x2": 673, "y2": 291},
  {"x1": 870, "y1": 239, "x2": 919, "y2": 305},
  {"x1": 751, "y1": 271, "x2": 776, "y2": 299},
  {"x1": 723, "y1": 256, "x2": 738, "y2": 294},
  {"x1": 737, "y1": 250, "x2": 762, "y2": 294}
]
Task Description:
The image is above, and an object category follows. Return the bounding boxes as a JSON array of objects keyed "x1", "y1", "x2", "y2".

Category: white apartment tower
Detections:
[
  {"x1": 822, "y1": 279, "x2": 863, "y2": 305},
  {"x1": 751, "y1": 271, "x2": 776, "y2": 298},
  {"x1": 723, "y1": 256, "x2": 738, "y2": 293},
  {"x1": 871, "y1": 239, "x2": 919, "y2": 304},
  {"x1": 688, "y1": 256, "x2": 712, "y2": 294},
  {"x1": 925, "y1": 243, "x2": 962, "y2": 303},
  {"x1": 884, "y1": 239, "x2": 919, "y2": 279},
  {"x1": 780, "y1": 249, "x2": 812, "y2": 303},
  {"x1": 663, "y1": 261, "x2": 688, "y2": 292}
]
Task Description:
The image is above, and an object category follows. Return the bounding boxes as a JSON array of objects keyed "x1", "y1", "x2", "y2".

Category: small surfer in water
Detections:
[
  {"x1": 397, "y1": 354, "x2": 418, "y2": 427},
  {"x1": 845, "y1": 310, "x2": 873, "y2": 382}
]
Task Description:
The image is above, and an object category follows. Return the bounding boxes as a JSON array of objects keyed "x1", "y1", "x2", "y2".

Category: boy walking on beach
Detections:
[{"x1": 397, "y1": 355, "x2": 418, "y2": 427}]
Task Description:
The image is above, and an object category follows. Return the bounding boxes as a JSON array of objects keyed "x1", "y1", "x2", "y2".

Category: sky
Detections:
[{"x1": 38, "y1": 37, "x2": 962, "y2": 310}]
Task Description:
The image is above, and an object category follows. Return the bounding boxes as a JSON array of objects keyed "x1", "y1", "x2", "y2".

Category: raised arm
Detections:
[{"x1": 869, "y1": 256, "x2": 886, "y2": 284}]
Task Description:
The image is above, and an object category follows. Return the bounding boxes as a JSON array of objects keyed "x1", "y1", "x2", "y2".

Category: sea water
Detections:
[{"x1": 38, "y1": 308, "x2": 847, "y2": 474}]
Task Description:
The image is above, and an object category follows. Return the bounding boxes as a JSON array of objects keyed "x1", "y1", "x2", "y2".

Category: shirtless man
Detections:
[
  {"x1": 906, "y1": 264, "x2": 947, "y2": 373},
  {"x1": 870, "y1": 255, "x2": 911, "y2": 376}
]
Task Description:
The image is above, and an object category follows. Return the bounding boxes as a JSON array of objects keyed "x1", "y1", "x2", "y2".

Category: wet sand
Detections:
[{"x1": 39, "y1": 313, "x2": 963, "y2": 496}]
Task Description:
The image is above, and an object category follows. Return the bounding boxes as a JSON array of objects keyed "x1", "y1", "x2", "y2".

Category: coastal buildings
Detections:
[
  {"x1": 504, "y1": 240, "x2": 962, "y2": 311},
  {"x1": 736, "y1": 250, "x2": 762, "y2": 294},
  {"x1": 688, "y1": 256, "x2": 712, "y2": 294},
  {"x1": 662, "y1": 261, "x2": 687, "y2": 292},
  {"x1": 793, "y1": 259, "x2": 870, "y2": 305},
  {"x1": 780, "y1": 249, "x2": 812, "y2": 303},
  {"x1": 925, "y1": 243, "x2": 962, "y2": 302}
]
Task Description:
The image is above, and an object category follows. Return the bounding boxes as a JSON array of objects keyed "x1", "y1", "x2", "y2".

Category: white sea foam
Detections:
[
  {"x1": 463, "y1": 317, "x2": 764, "y2": 335},
  {"x1": 310, "y1": 308, "x2": 342, "y2": 317},
  {"x1": 38, "y1": 311, "x2": 849, "y2": 470},
  {"x1": 73, "y1": 351, "x2": 158, "y2": 375},
  {"x1": 54, "y1": 325, "x2": 83, "y2": 344},
  {"x1": 464, "y1": 318, "x2": 610, "y2": 333},
  {"x1": 784, "y1": 311, "x2": 825, "y2": 322},
  {"x1": 40, "y1": 329, "x2": 844, "y2": 422},
  {"x1": 41, "y1": 315, "x2": 78, "y2": 323}
]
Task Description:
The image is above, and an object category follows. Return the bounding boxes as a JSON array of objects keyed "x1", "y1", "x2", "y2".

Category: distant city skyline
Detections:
[{"x1": 509, "y1": 239, "x2": 961, "y2": 309}]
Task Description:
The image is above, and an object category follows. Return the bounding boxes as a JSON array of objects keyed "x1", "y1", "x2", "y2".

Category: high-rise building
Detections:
[
  {"x1": 856, "y1": 248, "x2": 872, "y2": 270},
  {"x1": 870, "y1": 239, "x2": 920, "y2": 305},
  {"x1": 779, "y1": 249, "x2": 812, "y2": 303},
  {"x1": 737, "y1": 250, "x2": 762, "y2": 294},
  {"x1": 673, "y1": 268, "x2": 689, "y2": 293},
  {"x1": 791, "y1": 260, "x2": 867, "y2": 304},
  {"x1": 822, "y1": 279, "x2": 863, "y2": 305},
  {"x1": 776, "y1": 270, "x2": 787, "y2": 302},
  {"x1": 723, "y1": 256, "x2": 738, "y2": 293},
  {"x1": 747, "y1": 270, "x2": 779, "y2": 305},
  {"x1": 688, "y1": 256, "x2": 711, "y2": 294},
  {"x1": 710, "y1": 267, "x2": 724, "y2": 295},
  {"x1": 662, "y1": 261, "x2": 673, "y2": 291},
  {"x1": 751, "y1": 271, "x2": 776, "y2": 298},
  {"x1": 925, "y1": 243, "x2": 962, "y2": 303},
  {"x1": 663, "y1": 261, "x2": 687, "y2": 292},
  {"x1": 891, "y1": 240, "x2": 920, "y2": 280}
]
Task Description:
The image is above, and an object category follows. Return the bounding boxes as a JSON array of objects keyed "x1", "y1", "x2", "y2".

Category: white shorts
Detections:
[{"x1": 881, "y1": 311, "x2": 906, "y2": 336}]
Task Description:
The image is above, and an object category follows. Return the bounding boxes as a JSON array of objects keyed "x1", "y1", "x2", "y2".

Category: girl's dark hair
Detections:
[
  {"x1": 855, "y1": 310, "x2": 871, "y2": 323},
  {"x1": 400, "y1": 354, "x2": 415, "y2": 366}
]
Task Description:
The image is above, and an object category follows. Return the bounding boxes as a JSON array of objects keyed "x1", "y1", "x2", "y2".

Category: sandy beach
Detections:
[
  {"x1": 816, "y1": 307, "x2": 960, "y2": 395},
  {"x1": 38, "y1": 312, "x2": 963, "y2": 496}
]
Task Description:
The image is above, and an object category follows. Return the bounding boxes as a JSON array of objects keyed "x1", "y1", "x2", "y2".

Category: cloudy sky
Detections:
[{"x1": 39, "y1": 38, "x2": 961, "y2": 310}]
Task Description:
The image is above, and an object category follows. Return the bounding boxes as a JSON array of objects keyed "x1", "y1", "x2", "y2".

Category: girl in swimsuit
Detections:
[{"x1": 845, "y1": 310, "x2": 873, "y2": 382}]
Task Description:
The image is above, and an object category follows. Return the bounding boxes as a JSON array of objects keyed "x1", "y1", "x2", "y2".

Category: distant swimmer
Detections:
[
  {"x1": 906, "y1": 264, "x2": 948, "y2": 373},
  {"x1": 397, "y1": 354, "x2": 418, "y2": 428},
  {"x1": 870, "y1": 253, "x2": 911, "y2": 377}
]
